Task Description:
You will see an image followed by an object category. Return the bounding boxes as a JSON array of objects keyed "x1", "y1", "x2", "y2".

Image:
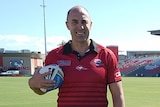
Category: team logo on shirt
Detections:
[{"x1": 94, "y1": 59, "x2": 103, "y2": 66}]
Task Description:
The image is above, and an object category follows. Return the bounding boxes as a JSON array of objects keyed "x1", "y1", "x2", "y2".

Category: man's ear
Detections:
[
  {"x1": 65, "y1": 21, "x2": 69, "y2": 30},
  {"x1": 89, "y1": 21, "x2": 92, "y2": 30}
]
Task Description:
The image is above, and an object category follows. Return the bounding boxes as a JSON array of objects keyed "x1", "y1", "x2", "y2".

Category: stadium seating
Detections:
[{"x1": 119, "y1": 56, "x2": 160, "y2": 77}]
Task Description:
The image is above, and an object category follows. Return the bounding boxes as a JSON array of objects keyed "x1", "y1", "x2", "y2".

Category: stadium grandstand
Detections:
[
  {"x1": 119, "y1": 51, "x2": 160, "y2": 77},
  {"x1": 148, "y1": 30, "x2": 160, "y2": 36},
  {"x1": 119, "y1": 30, "x2": 160, "y2": 77}
]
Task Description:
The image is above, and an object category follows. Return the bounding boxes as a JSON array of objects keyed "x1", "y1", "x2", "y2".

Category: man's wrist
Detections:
[{"x1": 28, "y1": 78, "x2": 45, "y2": 95}]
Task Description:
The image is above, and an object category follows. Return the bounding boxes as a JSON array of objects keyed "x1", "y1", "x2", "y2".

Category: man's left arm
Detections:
[{"x1": 109, "y1": 81, "x2": 125, "y2": 107}]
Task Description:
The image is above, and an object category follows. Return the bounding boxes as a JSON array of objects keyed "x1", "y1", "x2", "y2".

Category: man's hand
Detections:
[{"x1": 28, "y1": 67, "x2": 56, "y2": 95}]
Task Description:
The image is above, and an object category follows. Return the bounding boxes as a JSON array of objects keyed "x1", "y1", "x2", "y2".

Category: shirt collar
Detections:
[{"x1": 63, "y1": 39, "x2": 98, "y2": 54}]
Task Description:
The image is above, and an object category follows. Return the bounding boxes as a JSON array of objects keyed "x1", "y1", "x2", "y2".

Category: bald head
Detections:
[
  {"x1": 65, "y1": 6, "x2": 92, "y2": 44},
  {"x1": 66, "y1": 6, "x2": 91, "y2": 21}
]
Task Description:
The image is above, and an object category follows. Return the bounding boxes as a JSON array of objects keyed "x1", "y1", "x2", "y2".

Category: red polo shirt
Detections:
[{"x1": 45, "y1": 39, "x2": 122, "y2": 107}]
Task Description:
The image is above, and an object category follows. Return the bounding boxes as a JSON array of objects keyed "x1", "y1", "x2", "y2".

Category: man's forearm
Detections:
[
  {"x1": 28, "y1": 78, "x2": 45, "y2": 95},
  {"x1": 113, "y1": 95, "x2": 125, "y2": 107}
]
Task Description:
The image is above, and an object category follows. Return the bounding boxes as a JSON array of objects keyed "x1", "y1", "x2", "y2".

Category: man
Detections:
[{"x1": 28, "y1": 6, "x2": 125, "y2": 107}]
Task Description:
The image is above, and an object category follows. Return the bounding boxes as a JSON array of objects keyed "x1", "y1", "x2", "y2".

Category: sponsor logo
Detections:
[
  {"x1": 115, "y1": 72, "x2": 121, "y2": 77},
  {"x1": 76, "y1": 65, "x2": 87, "y2": 71},
  {"x1": 57, "y1": 60, "x2": 71, "y2": 66},
  {"x1": 10, "y1": 59, "x2": 23, "y2": 68}
]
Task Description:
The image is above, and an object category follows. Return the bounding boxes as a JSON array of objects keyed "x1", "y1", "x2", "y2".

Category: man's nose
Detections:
[{"x1": 78, "y1": 24, "x2": 84, "y2": 30}]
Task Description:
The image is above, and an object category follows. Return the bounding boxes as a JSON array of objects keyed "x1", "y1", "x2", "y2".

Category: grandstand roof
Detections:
[
  {"x1": 127, "y1": 51, "x2": 160, "y2": 57},
  {"x1": 148, "y1": 30, "x2": 160, "y2": 35}
]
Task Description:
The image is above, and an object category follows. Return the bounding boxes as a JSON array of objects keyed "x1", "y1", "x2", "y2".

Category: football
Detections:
[{"x1": 39, "y1": 64, "x2": 64, "y2": 92}]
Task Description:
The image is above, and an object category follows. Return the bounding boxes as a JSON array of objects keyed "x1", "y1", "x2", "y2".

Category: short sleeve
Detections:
[{"x1": 103, "y1": 48, "x2": 122, "y2": 84}]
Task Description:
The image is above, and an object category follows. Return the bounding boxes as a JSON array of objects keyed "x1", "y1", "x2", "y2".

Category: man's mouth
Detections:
[{"x1": 76, "y1": 32, "x2": 85, "y2": 35}]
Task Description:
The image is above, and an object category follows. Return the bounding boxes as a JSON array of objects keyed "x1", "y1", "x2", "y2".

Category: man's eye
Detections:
[
  {"x1": 82, "y1": 20, "x2": 87, "y2": 24},
  {"x1": 72, "y1": 21, "x2": 78, "y2": 24}
]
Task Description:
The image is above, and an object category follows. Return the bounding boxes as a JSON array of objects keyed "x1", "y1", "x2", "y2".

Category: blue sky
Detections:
[{"x1": 0, "y1": 0, "x2": 160, "y2": 54}]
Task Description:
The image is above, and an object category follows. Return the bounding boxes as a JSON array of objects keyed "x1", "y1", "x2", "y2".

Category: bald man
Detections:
[{"x1": 28, "y1": 6, "x2": 125, "y2": 107}]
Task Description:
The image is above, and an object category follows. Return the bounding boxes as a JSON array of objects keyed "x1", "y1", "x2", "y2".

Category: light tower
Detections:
[{"x1": 41, "y1": 0, "x2": 47, "y2": 56}]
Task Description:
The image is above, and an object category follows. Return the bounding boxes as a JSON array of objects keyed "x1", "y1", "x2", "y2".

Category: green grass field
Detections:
[{"x1": 0, "y1": 77, "x2": 159, "y2": 107}]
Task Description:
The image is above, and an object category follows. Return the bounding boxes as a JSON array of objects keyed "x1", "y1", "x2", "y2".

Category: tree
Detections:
[{"x1": 58, "y1": 40, "x2": 66, "y2": 46}]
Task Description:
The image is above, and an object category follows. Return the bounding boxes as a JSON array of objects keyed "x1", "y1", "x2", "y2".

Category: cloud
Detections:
[
  {"x1": 96, "y1": 35, "x2": 160, "y2": 55},
  {"x1": 1, "y1": 34, "x2": 160, "y2": 55},
  {"x1": 0, "y1": 34, "x2": 68, "y2": 53}
]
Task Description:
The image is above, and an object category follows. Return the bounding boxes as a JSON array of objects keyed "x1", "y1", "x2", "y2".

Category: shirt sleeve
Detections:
[
  {"x1": 104, "y1": 48, "x2": 122, "y2": 84},
  {"x1": 44, "y1": 50, "x2": 57, "y2": 66}
]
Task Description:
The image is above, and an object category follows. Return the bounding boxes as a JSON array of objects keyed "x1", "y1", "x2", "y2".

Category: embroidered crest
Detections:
[{"x1": 94, "y1": 59, "x2": 102, "y2": 66}]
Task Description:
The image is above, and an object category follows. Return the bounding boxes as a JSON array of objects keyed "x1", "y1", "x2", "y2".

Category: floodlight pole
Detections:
[{"x1": 41, "y1": 0, "x2": 47, "y2": 56}]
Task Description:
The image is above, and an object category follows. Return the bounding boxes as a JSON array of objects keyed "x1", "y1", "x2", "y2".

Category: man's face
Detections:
[{"x1": 66, "y1": 8, "x2": 92, "y2": 43}]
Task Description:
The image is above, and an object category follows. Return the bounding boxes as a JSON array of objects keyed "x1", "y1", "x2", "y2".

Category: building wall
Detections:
[
  {"x1": 0, "y1": 56, "x2": 3, "y2": 66},
  {"x1": 30, "y1": 58, "x2": 44, "y2": 75},
  {"x1": 3, "y1": 56, "x2": 31, "y2": 75},
  {"x1": 0, "y1": 53, "x2": 45, "y2": 75}
]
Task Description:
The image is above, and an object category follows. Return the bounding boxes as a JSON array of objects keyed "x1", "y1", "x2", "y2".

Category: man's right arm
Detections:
[
  {"x1": 28, "y1": 68, "x2": 55, "y2": 95},
  {"x1": 28, "y1": 77, "x2": 45, "y2": 95}
]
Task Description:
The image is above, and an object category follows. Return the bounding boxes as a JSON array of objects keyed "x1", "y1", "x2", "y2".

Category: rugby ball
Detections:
[{"x1": 39, "y1": 64, "x2": 64, "y2": 92}]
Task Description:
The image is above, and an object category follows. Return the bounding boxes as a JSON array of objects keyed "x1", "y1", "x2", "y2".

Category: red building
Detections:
[{"x1": 107, "y1": 46, "x2": 118, "y2": 61}]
